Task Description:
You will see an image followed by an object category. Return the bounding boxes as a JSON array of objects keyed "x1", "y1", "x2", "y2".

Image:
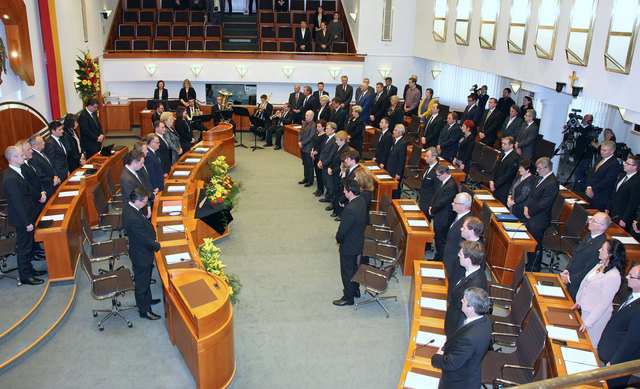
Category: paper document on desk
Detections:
[
  {"x1": 546, "y1": 325, "x2": 579, "y2": 342},
  {"x1": 292, "y1": 125, "x2": 301, "y2": 128},
  {"x1": 173, "y1": 170, "x2": 190, "y2": 177},
  {"x1": 564, "y1": 360, "x2": 599, "y2": 375},
  {"x1": 41, "y1": 214, "x2": 64, "y2": 221},
  {"x1": 82, "y1": 164, "x2": 94, "y2": 169},
  {"x1": 447, "y1": 165, "x2": 455, "y2": 169},
  {"x1": 166, "y1": 253, "x2": 190, "y2": 265},
  {"x1": 421, "y1": 268, "x2": 445, "y2": 278},
  {"x1": 163, "y1": 205, "x2": 181, "y2": 213},
  {"x1": 490, "y1": 206, "x2": 509, "y2": 213},
  {"x1": 475, "y1": 194, "x2": 495, "y2": 200},
  {"x1": 184, "y1": 158, "x2": 201, "y2": 164},
  {"x1": 611, "y1": 236, "x2": 639, "y2": 245},
  {"x1": 365, "y1": 125, "x2": 374, "y2": 129},
  {"x1": 559, "y1": 185, "x2": 568, "y2": 190},
  {"x1": 416, "y1": 331, "x2": 446, "y2": 348},
  {"x1": 167, "y1": 186, "x2": 186, "y2": 193},
  {"x1": 366, "y1": 165, "x2": 381, "y2": 171},
  {"x1": 74, "y1": 171, "x2": 85, "y2": 176},
  {"x1": 58, "y1": 191, "x2": 79, "y2": 197},
  {"x1": 420, "y1": 297, "x2": 447, "y2": 311},
  {"x1": 408, "y1": 219, "x2": 429, "y2": 227},
  {"x1": 376, "y1": 174, "x2": 393, "y2": 180},
  {"x1": 535, "y1": 284, "x2": 565, "y2": 297},
  {"x1": 561, "y1": 347, "x2": 598, "y2": 366},
  {"x1": 162, "y1": 225, "x2": 185, "y2": 234},
  {"x1": 401, "y1": 205, "x2": 420, "y2": 211},
  {"x1": 69, "y1": 176, "x2": 82, "y2": 182},
  {"x1": 403, "y1": 372, "x2": 439, "y2": 389},
  {"x1": 194, "y1": 147, "x2": 210, "y2": 153},
  {"x1": 510, "y1": 232, "x2": 530, "y2": 240}
]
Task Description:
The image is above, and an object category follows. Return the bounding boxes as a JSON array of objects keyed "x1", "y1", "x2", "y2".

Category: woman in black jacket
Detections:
[
  {"x1": 507, "y1": 159, "x2": 538, "y2": 222},
  {"x1": 174, "y1": 106, "x2": 195, "y2": 154},
  {"x1": 153, "y1": 80, "x2": 168, "y2": 100},
  {"x1": 387, "y1": 95, "x2": 404, "y2": 130},
  {"x1": 62, "y1": 114, "x2": 84, "y2": 172},
  {"x1": 453, "y1": 120, "x2": 475, "y2": 173},
  {"x1": 179, "y1": 79, "x2": 196, "y2": 107},
  {"x1": 345, "y1": 105, "x2": 365, "y2": 153},
  {"x1": 311, "y1": 120, "x2": 328, "y2": 197}
]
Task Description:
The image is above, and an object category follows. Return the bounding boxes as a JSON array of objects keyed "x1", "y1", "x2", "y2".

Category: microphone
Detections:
[
  {"x1": 412, "y1": 338, "x2": 435, "y2": 359},
  {"x1": 160, "y1": 225, "x2": 188, "y2": 240},
  {"x1": 188, "y1": 261, "x2": 220, "y2": 289},
  {"x1": 507, "y1": 221, "x2": 527, "y2": 240}
]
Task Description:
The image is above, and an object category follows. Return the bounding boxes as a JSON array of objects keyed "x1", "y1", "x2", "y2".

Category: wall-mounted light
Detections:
[
  {"x1": 349, "y1": 12, "x2": 358, "y2": 22},
  {"x1": 431, "y1": 70, "x2": 441, "y2": 79},
  {"x1": 10, "y1": 51, "x2": 18, "y2": 58},
  {"x1": 571, "y1": 86, "x2": 583, "y2": 97},
  {"x1": 555, "y1": 82, "x2": 566, "y2": 93},
  {"x1": 2, "y1": 14, "x2": 9, "y2": 20},
  {"x1": 190, "y1": 64, "x2": 203, "y2": 77},
  {"x1": 510, "y1": 82, "x2": 521, "y2": 94},
  {"x1": 282, "y1": 65, "x2": 295, "y2": 79},
  {"x1": 328, "y1": 67, "x2": 341, "y2": 80},
  {"x1": 378, "y1": 67, "x2": 391, "y2": 79},
  {"x1": 236, "y1": 64, "x2": 248, "y2": 78},
  {"x1": 618, "y1": 107, "x2": 626, "y2": 120},
  {"x1": 144, "y1": 64, "x2": 157, "y2": 77},
  {"x1": 99, "y1": 9, "x2": 112, "y2": 19}
]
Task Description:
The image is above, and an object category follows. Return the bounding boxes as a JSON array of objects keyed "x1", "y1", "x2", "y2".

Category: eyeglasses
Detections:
[{"x1": 628, "y1": 274, "x2": 640, "y2": 280}]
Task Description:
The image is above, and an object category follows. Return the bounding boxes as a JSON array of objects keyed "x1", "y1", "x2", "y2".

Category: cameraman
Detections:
[
  {"x1": 591, "y1": 128, "x2": 617, "y2": 153},
  {"x1": 572, "y1": 114, "x2": 595, "y2": 192}
]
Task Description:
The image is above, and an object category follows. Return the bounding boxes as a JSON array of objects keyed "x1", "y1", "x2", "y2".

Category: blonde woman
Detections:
[
  {"x1": 179, "y1": 79, "x2": 196, "y2": 107},
  {"x1": 159, "y1": 111, "x2": 182, "y2": 164}
]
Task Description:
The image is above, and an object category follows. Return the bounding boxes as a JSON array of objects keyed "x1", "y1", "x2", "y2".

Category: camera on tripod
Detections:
[
  {"x1": 566, "y1": 109, "x2": 583, "y2": 130},
  {"x1": 470, "y1": 84, "x2": 479, "y2": 95}
]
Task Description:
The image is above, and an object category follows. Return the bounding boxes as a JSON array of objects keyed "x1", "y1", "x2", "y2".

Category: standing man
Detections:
[
  {"x1": 477, "y1": 97, "x2": 501, "y2": 147},
  {"x1": 607, "y1": 155, "x2": 640, "y2": 229},
  {"x1": 334, "y1": 75, "x2": 353, "y2": 109},
  {"x1": 122, "y1": 187, "x2": 162, "y2": 320},
  {"x1": 318, "y1": 122, "x2": 338, "y2": 204},
  {"x1": 3, "y1": 146, "x2": 47, "y2": 285},
  {"x1": 298, "y1": 110, "x2": 316, "y2": 187},
  {"x1": 421, "y1": 102, "x2": 445, "y2": 149},
  {"x1": 328, "y1": 97, "x2": 347, "y2": 131},
  {"x1": 572, "y1": 114, "x2": 597, "y2": 192},
  {"x1": 524, "y1": 157, "x2": 559, "y2": 271},
  {"x1": 368, "y1": 82, "x2": 389, "y2": 127},
  {"x1": 430, "y1": 164, "x2": 458, "y2": 261},
  {"x1": 16, "y1": 140, "x2": 47, "y2": 214},
  {"x1": 496, "y1": 87, "x2": 515, "y2": 117},
  {"x1": 78, "y1": 97, "x2": 104, "y2": 158},
  {"x1": 403, "y1": 74, "x2": 423, "y2": 100},
  {"x1": 403, "y1": 77, "x2": 421, "y2": 116},
  {"x1": 144, "y1": 134, "x2": 165, "y2": 193},
  {"x1": 500, "y1": 105, "x2": 524, "y2": 141},
  {"x1": 477, "y1": 85, "x2": 489, "y2": 111},
  {"x1": 383, "y1": 77, "x2": 398, "y2": 98},
  {"x1": 372, "y1": 117, "x2": 393, "y2": 169},
  {"x1": 418, "y1": 147, "x2": 439, "y2": 218},
  {"x1": 153, "y1": 120, "x2": 172, "y2": 175},
  {"x1": 461, "y1": 94, "x2": 482, "y2": 130},
  {"x1": 432, "y1": 287, "x2": 492, "y2": 388},
  {"x1": 386, "y1": 124, "x2": 408, "y2": 199},
  {"x1": 289, "y1": 84, "x2": 304, "y2": 124},
  {"x1": 312, "y1": 82, "x2": 329, "y2": 101},
  {"x1": 598, "y1": 264, "x2": 640, "y2": 389},
  {"x1": 355, "y1": 83, "x2": 373, "y2": 124},
  {"x1": 44, "y1": 121, "x2": 70, "y2": 181},
  {"x1": 120, "y1": 150, "x2": 155, "y2": 211},
  {"x1": 515, "y1": 109, "x2": 539, "y2": 160},
  {"x1": 334, "y1": 179, "x2": 367, "y2": 306},
  {"x1": 29, "y1": 135, "x2": 60, "y2": 199},
  {"x1": 442, "y1": 192, "x2": 473, "y2": 279},
  {"x1": 300, "y1": 86, "x2": 319, "y2": 115},
  {"x1": 585, "y1": 140, "x2": 620, "y2": 211},
  {"x1": 295, "y1": 20, "x2": 312, "y2": 52},
  {"x1": 489, "y1": 136, "x2": 520, "y2": 205},
  {"x1": 206, "y1": 0, "x2": 224, "y2": 25},
  {"x1": 151, "y1": 102, "x2": 164, "y2": 126},
  {"x1": 438, "y1": 112, "x2": 462, "y2": 163}
]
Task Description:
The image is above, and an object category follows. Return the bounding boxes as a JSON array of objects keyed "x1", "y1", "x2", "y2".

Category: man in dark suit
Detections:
[
  {"x1": 444, "y1": 241, "x2": 488, "y2": 337},
  {"x1": 144, "y1": 134, "x2": 165, "y2": 193},
  {"x1": 432, "y1": 286, "x2": 492, "y2": 389},
  {"x1": 368, "y1": 82, "x2": 389, "y2": 127},
  {"x1": 418, "y1": 147, "x2": 439, "y2": 218},
  {"x1": 312, "y1": 82, "x2": 329, "y2": 101},
  {"x1": 78, "y1": 97, "x2": 104, "y2": 158},
  {"x1": 295, "y1": 20, "x2": 312, "y2": 52},
  {"x1": 289, "y1": 84, "x2": 305, "y2": 124},
  {"x1": 28, "y1": 135, "x2": 60, "y2": 199},
  {"x1": 334, "y1": 75, "x2": 353, "y2": 109},
  {"x1": 586, "y1": 140, "x2": 621, "y2": 211},
  {"x1": 300, "y1": 86, "x2": 319, "y2": 115},
  {"x1": 524, "y1": 157, "x2": 559, "y2": 271},
  {"x1": 442, "y1": 193, "x2": 473, "y2": 279},
  {"x1": 430, "y1": 164, "x2": 458, "y2": 261},
  {"x1": 496, "y1": 87, "x2": 516, "y2": 117},
  {"x1": 3, "y1": 146, "x2": 47, "y2": 285},
  {"x1": 489, "y1": 136, "x2": 519, "y2": 205},
  {"x1": 372, "y1": 117, "x2": 393, "y2": 169},
  {"x1": 265, "y1": 103, "x2": 294, "y2": 150},
  {"x1": 298, "y1": 110, "x2": 316, "y2": 186},
  {"x1": 516, "y1": 109, "x2": 539, "y2": 160},
  {"x1": 355, "y1": 83, "x2": 373, "y2": 124},
  {"x1": 383, "y1": 77, "x2": 398, "y2": 98},
  {"x1": 151, "y1": 103, "x2": 164, "y2": 126},
  {"x1": 318, "y1": 122, "x2": 338, "y2": 203},
  {"x1": 44, "y1": 121, "x2": 70, "y2": 181},
  {"x1": 477, "y1": 98, "x2": 502, "y2": 147},
  {"x1": 153, "y1": 120, "x2": 172, "y2": 175},
  {"x1": 461, "y1": 94, "x2": 482, "y2": 130},
  {"x1": 122, "y1": 187, "x2": 162, "y2": 320},
  {"x1": 500, "y1": 104, "x2": 524, "y2": 139},
  {"x1": 560, "y1": 212, "x2": 610, "y2": 300},
  {"x1": 206, "y1": 0, "x2": 225, "y2": 25},
  {"x1": 477, "y1": 85, "x2": 489, "y2": 111},
  {"x1": 334, "y1": 179, "x2": 367, "y2": 306},
  {"x1": 607, "y1": 155, "x2": 640, "y2": 229},
  {"x1": 421, "y1": 102, "x2": 445, "y2": 149},
  {"x1": 438, "y1": 112, "x2": 462, "y2": 163},
  {"x1": 598, "y1": 264, "x2": 640, "y2": 389},
  {"x1": 386, "y1": 124, "x2": 408, "y2": 198},
  {"x1": 17, "y1": 140, "x2": 47, "y2": 215},
  {"x1": 328, "y1": 98, "x2": 347, "y2": 131},
  {"x1": 120, "y1": 150, "x2": 155, "y2": 213}
]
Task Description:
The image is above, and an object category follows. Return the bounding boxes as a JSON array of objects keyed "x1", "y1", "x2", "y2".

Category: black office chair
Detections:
[
  {"x1": 488, "y1": 252, "x2": 527, "y2": 308},
  {"x1": 369, "y1": 194, "x2": 392, "y2": 226},
  {"x1": 541, "y1": 203, "x2": 589, "y2": 273},
  {"x1": 361, "y1": 129, "x2": 381, "y2": 161},
  {"x1": 490, "y1": 276, "x2": 534, "y2": 346},
  {"x1": 351, "y1": 249, "x2": 403, "y2": 318},
  {"x1": 82, "y1": 215, "x2": 128, "y2": 272},
  {"x1": 0, "y1": 234, "x2": 19, "y2": 286}
]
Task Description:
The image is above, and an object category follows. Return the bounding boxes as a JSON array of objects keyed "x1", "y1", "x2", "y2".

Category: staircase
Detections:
[{"x1": 222, "y1": 14, "x2": 259, "y2": 51}]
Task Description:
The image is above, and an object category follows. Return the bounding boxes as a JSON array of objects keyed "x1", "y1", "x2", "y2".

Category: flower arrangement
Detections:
[
  {"x1": 74, "y1": 51, "x2": 100, "y2": 102},
  {"x1": 199, "y1": 238, "x2": 242, "y2": 304},
  {"x1": 206, "y1": 156, "x2": 243, "y2": 209}
]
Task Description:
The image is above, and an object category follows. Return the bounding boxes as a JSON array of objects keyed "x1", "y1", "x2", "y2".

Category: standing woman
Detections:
[
  {"x1": 175, "y1": 106, "x2": 195, "y2": 154},
  {"x1": 387, "y1": 95, "x2": 404, "y2": 130},
  {"x1": 315, "y1": 95, "x2": 331, "y2": 122},
  {"x1": 154, "y1": 80, "x2": 168, "y2": 100},
  {"x1": 354, "y1": 166, "x2": 374, "y2": 224},
  {"x1": 159, "y1": 111, "x2": 183, "y2": 164},
  {"x1": 345, "y1": 105, "x2": 365, "y2": 153},
  {"x1": 329, "y1": 131, "x2": 351, "y2": 217},
  {"x1": 519, "y1": 96, "x2": 533, "y2": 119},
  {"x1": 453, "y1": 120, "x2": 475, "y2": 173},
  {"x1": 507, "y1": 159, "x2": 537, "y2": 222},
  {"x1": 311, "y1": 6, "x2": 327, "y2": 39},
  {"x1": 311, "y1": 119, "x2": 328, "y2": 197},
  {"x1": 572, "y1": 239, "x2": 626, "y2": 349},
  {"x1": 328, "y1": 12, "x2": 343, "y2": 41},
  {"x1": 179, "y1": 79, "x2": 196, "y2": 107},
  {"x1": 62, "y1": 114, "x2": 85, "y2": 172}
]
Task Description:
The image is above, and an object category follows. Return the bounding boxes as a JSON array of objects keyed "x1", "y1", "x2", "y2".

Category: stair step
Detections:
[
  {"x1": 222, "y1": 42, "x2": 259, "y2": 51},
  {"x1": 223, "y1": 28, "x2": 258, "y2": 37}
]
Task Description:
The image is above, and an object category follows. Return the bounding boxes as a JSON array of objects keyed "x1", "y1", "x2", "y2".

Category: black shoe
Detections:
[
  {"x1": 33, "y1": 255, "x2": 46, "y2": 261},
  {"x1": 150, "y1": 278, "x2": 157, "y2": 285},
  {"x1": 298, "y1": 179, "x2": 307, "y2": 184},
  {"x1": 304, "y1": 182, "x2": 313, "y2": 187},
  {"x1": 274, "y1": 145, "x2": 281, "y2": 150},
  {"x1": 151, "y1": 299, "x2": 161, "y2": 305},
  {"x1": 335, "y1": 216, "x2": 341, "y2": 222},
  {"x1": 325, "y1": 205, "x2": 334, "y2": 211},
  {"x1": 319, "y1": 198, "x2": 331, "y2": 203},
  {"x1": 139, "y1": 311, "x2": 161, "y2": 320},
  {"x1": 21, "y1": 277, "x2": 44, "y2": 285},
  {"x1": 333, "y1": 298, "x2": 354, "y2": 306},
  {"x1": 264, "y1": 143, "x2": 273, "y2": 147},
  {"x1": 33, "y1": 270, "x2": 47, "y2": 277},
  {"x1": 315, "y1": 192, "x2": 323, "y2": 197},
  {"x1": 355, "y1": 290, "x2": 361, "y2": 298},
  {"x1": 330, "y1": 212, "x2": 338, "y2": 217}
]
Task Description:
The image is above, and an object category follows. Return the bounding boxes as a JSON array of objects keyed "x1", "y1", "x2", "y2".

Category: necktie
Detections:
[
  {"x1": 92, "y1": 112, "x2": 99, "y2": 127},
  {"x1": 375, "y1": 93, "x2": 380, "y2": 102},
  {"x1": 483, "y1": 110, "x2": 491, "y2": 125},
  {"x1": 426, "y1": 115, "x2": 434, "y2": 130},
  {"x1": 423, "y1": 165, "x2": 432, "y2": 179},
  {"x1": 304, "y1": 96, "x2": 309, "y2": 106},
  {"x1": 595, "y1": 158, "x2": 604, "y2": 172},
  {"x1": 55, "y1": 138, "x2": 67, "y2": 155},
  {"x1": 536, "y1": 176, "x2": 544, "y2": 187},
  {"x1": 619, "y1": 294, "x2": 634, "y2": 311},
  {"x1": 343, "y1": 85, "x2": 346, "y2": 92},
  {"x1": 617, "y1": 175, "x2": 629, "y2": 191},
  {"x1": 15, "y1": 166, "x2": 24, "y2": 179},
  {"x1": 40, "y1": 151, "x2": 52, "y2": 165}
]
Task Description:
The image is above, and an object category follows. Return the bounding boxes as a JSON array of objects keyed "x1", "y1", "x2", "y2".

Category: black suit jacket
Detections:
[
  {"x1": 301, "y1": 95, "x2": 319, "y2": 114},
  {"x1": 607, "y1": 173, "x2": 640, "y2": 226},
  {"x1": 288, "y1": 92, "x2": 304, "y2": 111},
  {"x1": 175, "y1": 118, "x2": 193, "y2": 152},
  {"x1": 312, "y1": 90, "x2": 329, "y2": 101},
  {"x1": 444, "y1": 268, "x2": 488, "y2": 337},
  {"x1": 564, "y1": 232, "x2": 608, "y2": 300},
  {"x1": 516, "y1": 122, "x2": 539, "y2": 160},
  {"x1": 386, "y1": 137, "x2": 407, "y2": 178},
  {"x1": 328, "y1": 107, "x2": 347, "y2": 132},
  {"x1": 598, "y1": 298, "x2": 640, "y2": 365},
  {"x1": 3, "y1": 167, "x2": 37, "y2": 228},
  {"x1": 443, "y1": 212, "x2": 473, "y2": 278},
  {"x1": 154, "y1": 88, "x2": 168, "y2": 100},
  {"x1": 156, "y1": 134, "x2": 172, "y2": 174},
  {"x1": 22, "y1": 162, "x2": 44, "y2": 208},
  {"x1": 30, "y1": 150, "x2": 56, "y2": 198},
  {"x1": 78, "y1": 109, "x2": 103, "y2": 158},
  {"x1": 422, "y1": 114, "x2": 445, "y2": 149},
  {"x1": 334, "y1": 84, "x2": 353, "y2": 107},
  {"x1": 314, "y1": 105, "x2": 331, "y2": 122},
  {"x1": 345, "y1": 117, "x2": 365, "y2": 152},
  {"x1": 62, "y1": 128, "x2": 83, "y2": 173},
  {"x1": 509, "y1": 174, "x2": 537, "y2": 222},
  {"x1": 477, "y1": 108, "x2": 502, "y2": 146},
  {"x1": 491, "y1": 151, "x2": 520, "y2": 205},
  {"x1": 431, "y1": 178, "x2": 458, "y2": 231},
  {"x1": 525, "y1": 174, "x2": 559, "y2": 234},
  {"x1": 44, "y1": 136, "x2": 69, "y2": 180},
  {"x1": 500, "y1": 115, "x2": 524, "y2": 140},
  {"x1": 120, "y1": 168, "x2": 154, "y2": 206},
  {"x1": 439, "y1": 123, "x2": 462, "y2": 162},
  {"x1": 318, "y1": 136, "x2": 338, "y2": 167},
  {"x1": 122, "y1": 204, "x2": 161, "y2": 268},
  {"x1": 335, "y1": 195, "x2": 367, "y2": 255},
  {"x1": 383, "y1": 84, "x2": 397, "y2": 98},
  {"x1": 477, "y1": 94, "x2": 489, "y2": 111},
  {"x1": 418, "y1": 164, "x2": 439, "y2": 215},
  {"x1": 295, "y1": 27, "x2": 312, "y2": 51},
  {"x1": 587, "y1": 156, "x2": 621, "y2": 211},
  {"x1": 369, "y1": 93, "x2": 389, "y2": 126},
  {"x1": 374, "y1": 130, "x2": 393, "y2": 167},
  {"x1": 145, "y1": 150, "x2": 165, "y2": 191},
  {"x1": 432, "y1": 315, "x2": 492, "y2": 389},
  {"x1": 497, "y1": 96, "x2": 515, "y2": 117},
  {"x1": 461, "y1": 105, "x2": 482, "y2": 128},
  {"x1": 455, "y1": 135, "x2": 474, "y2": 173}
]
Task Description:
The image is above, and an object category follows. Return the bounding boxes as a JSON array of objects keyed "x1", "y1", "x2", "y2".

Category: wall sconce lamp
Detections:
[
  {"x1": 145, "y1": 64, "x2": 157, "y2": 77},
  {"x1": 190, "y1": 64, "x2": 203, "y2": 77},
  {"x1": 328, "y1": 67, "x2": 341, "y2": 80},
  {"x1": 282, "y1": 65, "x2": 295, "y2": 79},
  {"x1": 572, "y1": 86, "x2": 583, "y2": 97},
  {"x1": 618, "y1": 107, "x2": 626, "y2": 120},
  {"x1": 10, "y1": 50, "x2": 18, "y2": 58},
  {"x1": 510, "y1": 82, "x2": 521, "y2": 94},
  {"x1": 99, "y1": 9, "x2": 112, "y2": 19},
  {"x1": 349, "y1": 12, "x2": 358, "y2": 22},
  {"x1": 236, "y1": 64, "x2": 248, "y2": 78},
  {"x1": 555, "y1": 82, "x2": 566, "y2": 93},
  {"x1": 431, "y1": 70, "x2": 441, "y2": 79},
  {"x1": 378, "y1": 67, "x2": 391, "y2": 79}
]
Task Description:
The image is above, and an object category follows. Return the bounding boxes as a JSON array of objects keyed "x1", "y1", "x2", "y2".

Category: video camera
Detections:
[{"x1": 470, "y1": 84, "x2": 479, "y2": 95}]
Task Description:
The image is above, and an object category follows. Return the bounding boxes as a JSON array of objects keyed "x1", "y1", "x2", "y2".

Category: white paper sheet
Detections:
[
  {"x1": 421, "y1": 268, "x2": 445, "y2": 279},
  {"x1": 489, "y1": 206, "x2": 509, "y2": 213},
  {"x1": 58, "y1": 191, "x2": 79, "y2": 197},
  {"x1": 510, "y1": 232, "x2": 531, "y2": 240},
  {"x1": 73, "y1": 171, "x2": 85, "y2": 176},
  {"x1": 564, "y1": 360, "x2": 599, "y2": 375},
  {"x1": 447, "y1": 165, "x2": 455, "y2": 169},
  {"x1": 420, "y1": 297, "x2": 447, "y2": 311},
  {"x1": 365, "y1": 125, "x2": 374, "y2": 129},
  {"x1": 41, "y1": 214, "x2": 64, "y2": 221},
  {"x1": 376, "y1": 174, "x2": 393, "y2": 180},
  {"x1": 162, "y1": 225, "x2": 185, "y2": 234},
  {"x1": 162, "y1": 205, "x2": 181, "y2": 213},
  {"x1": 564, "y1": 198, "x2": 580, "y2": 204},
  {"x1": 535, "y1": 284, "x2": 565, "y2": 297},
  {"x1": 167, "y1": 186, "x2": 186, "y2": 193},
  {"x1": 68, "y1": 176, "x2": 82, "y2": 182},
  {"x1": 404, "y1": 372, "x2": 439, "y2": 389},
  {"x1": 366, "y1": 165, "x2": 381, "y2": 171},
  {"x1": 561, "y1": 347, "x2": 598, "y2": 366},
  {"x1": 194, "y1": 147, "x2": 210, "y2": 153},
  {"x1": 408, "y1": 219, "x2": 429, "y2": 227},
  {"x1": 173, "y1": 170, "x2": 190, "y2": 176},
  {"x1": 292, "y1": 125, "x2": 301, "y2": 128},
  {"x1": 416, "y1": 331, "x2": 446, "y2": 348},
  {"x1": 82, "y1": 164, "x2": 94, "y2": 168},
  {"x1": 165, "y1": 253, "x2": 190, "y2": 265},
  {"x1": 475, "y1": 194, "x2": 495, "y2": 200},
  {"x1": 559, "y1": 185, "x2": 568, "y2": 190},
  {"x1": 611, "y1": 236, "x2": 639, "y2": 245},
  {"x1": 184, "y1": 158, "x2": 201, "y2": 164},
  {"x1": 401, "y1": 205, "x2": 420, "y2": 211},
  {"x1": 546, "y1": 325, "x2": 579, "y2": 342}
]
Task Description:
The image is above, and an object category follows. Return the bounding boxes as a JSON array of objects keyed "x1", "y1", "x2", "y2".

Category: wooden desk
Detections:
[
  {"x1": 202, "y1": 123, "x2": 236, "y2": 169},
  {"x1": 283, "y1": 124, "x2": 302, "y2": 158},
  {"x1": 486, "y1": 214, "x2": 536, "y2": 285},
  {"x1": 392, "y1": 199, "x2": 434, "y2": 276},
  {"x1": 103, "y1": 102, "x2": 132, "y2": 133},
  {"x1": 361, "y1": 161, "x2": 398, "y2": 210},
  {"x1": 140, "y1": 109, "x2": 154, "y2": 138}
]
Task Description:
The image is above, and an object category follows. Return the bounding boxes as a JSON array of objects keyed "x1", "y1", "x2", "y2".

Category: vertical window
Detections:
[
  {"x1": 604, "y1": 0, "x2": 639, "y2": 74},
  {"x1": 382, "y1": 0, "x2": 394, "y2": 41},
  {"x1": 534, "y1": 0, "x2": 560, "y2": 59},
  {"x1": 455, "y1": 0, "x2": 473, "y2": 45},
  {"x1": 508, "y1": 0, "x2": 531, "y2": 54},
  {"x1": 566, "y1": 0, "x2": 599, "y2": 66},
  {"x1": 479, "y1": 0, "x2": 499, "y2": 49},
  {"x1": 433, "y1": 0, "x2": 449, "y2": 42}
]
